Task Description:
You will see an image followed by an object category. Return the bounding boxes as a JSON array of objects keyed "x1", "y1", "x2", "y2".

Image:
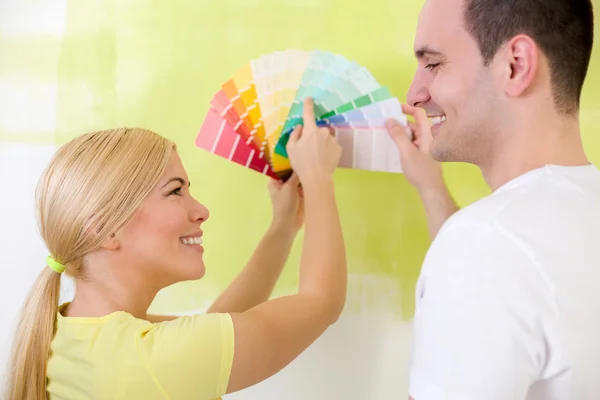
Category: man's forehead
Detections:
[{"x1": 415, "y1": 0, "x2": 466, "y2": 55}]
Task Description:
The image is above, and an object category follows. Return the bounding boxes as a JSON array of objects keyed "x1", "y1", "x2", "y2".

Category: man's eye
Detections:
[{"x1": 425, "y1": 63, "x2": 441, "y2": 70}]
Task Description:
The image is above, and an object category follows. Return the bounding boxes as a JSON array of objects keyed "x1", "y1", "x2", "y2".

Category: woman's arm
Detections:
[
  {"x1": 223, "y1": 98, "x2": 347, "y2": 394},
  {"x1": 208, "y1": 169, "x2": 304, "y2": 313},
  {"x1": 207, "y1": 221, "x2": 298, "y2": 313},
  {"x1": 146, "y1": 314, "x2": 178, "y2": 322}
]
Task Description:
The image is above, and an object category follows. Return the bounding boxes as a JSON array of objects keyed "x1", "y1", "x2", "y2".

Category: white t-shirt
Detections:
[{"x1": 409, "y1": 164, "x2": 600, "y2": 400}]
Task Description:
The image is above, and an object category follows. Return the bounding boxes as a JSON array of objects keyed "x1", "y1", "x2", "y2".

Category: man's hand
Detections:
[
  {"x1": 387, "y1": 104, "x2": 459, "y2": 240},
  {"x1": 386, "y1": 104, "x2": 444, "y2": 193}
]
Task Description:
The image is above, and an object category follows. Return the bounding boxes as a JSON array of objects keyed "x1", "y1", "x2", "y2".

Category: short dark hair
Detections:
[{"x1": 463, "y1": 0, "x2": 594, "y2": 114}]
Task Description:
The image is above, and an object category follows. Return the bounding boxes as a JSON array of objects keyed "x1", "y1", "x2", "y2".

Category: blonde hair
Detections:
[{"x1": 4, "y1": 127, "x2": 175, "y2": 400}]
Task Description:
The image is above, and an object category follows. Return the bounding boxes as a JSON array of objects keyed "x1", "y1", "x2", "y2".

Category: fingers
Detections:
[
  {"x1": 401, "y1": 103, "x2": 424, "y2": 119},
  {"x1": 401, "y1": 104, "x2": 429, "y2": 128},
  {"x1": 284, "y1": 172, "x2": 300, "y2": 188},
  {"x1": 302, "y1": 97, "x2": 318, "y2": 130},
  {"x1": 401, "y1": 104, "x2": 433, "y2": 153},
  {"x1": 412, "y1": 107, "x2": 433, "y2": 153},
  {"x1": 402, "y1": 104, "x2": 427, "y2": 126},
  {"x1": 386, "y1": 118, "x2": 413, "y2": 152},
  {"x1": 401, "y1": 103, "x2": 415, "y2": 115},
  {"x1": 407, "y1": 122, "x2": 417, "y2": 141},
  {"x1": 287, "y1": 125, "x2": 302, "y2": 147},
  {"x1": 268, "y1": 172, "x2": 300, "y2": 196},
  {"x1": 267, "y1": 177, "x2": 282, "y2": 194}
]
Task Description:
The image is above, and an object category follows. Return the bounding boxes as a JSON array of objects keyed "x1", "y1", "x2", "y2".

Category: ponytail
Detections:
[
  {"x1": 3, "y1": 127, "x2": 175, "y2": 399},
  {"x1": 5, "y1": 267, "x2": 61, "y2": 400}
]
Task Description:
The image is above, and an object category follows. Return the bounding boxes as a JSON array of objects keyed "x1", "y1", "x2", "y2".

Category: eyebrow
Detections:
[
  {"x1": 415, "y1": 46, "x2": 444, "y2": 59},
  {"x1": 162, "y1": 177, "x2": 191, "y2": 188}
]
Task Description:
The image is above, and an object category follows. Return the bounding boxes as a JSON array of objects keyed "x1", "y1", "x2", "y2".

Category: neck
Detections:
[
  {"x1": 66, "y1": 258, "x2": 160, "y2": 320},
  {"x1": 479, "y1": 108, "x2": 589, "y2": 191}
]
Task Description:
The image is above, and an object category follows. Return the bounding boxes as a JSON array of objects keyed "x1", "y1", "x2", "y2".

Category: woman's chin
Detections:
[
  {"x1": 188, "y1": 263, "x2": 206, "y2": 280},
  {"x1": 166, "y1": 262, "x2": 206, "y2": 284}
]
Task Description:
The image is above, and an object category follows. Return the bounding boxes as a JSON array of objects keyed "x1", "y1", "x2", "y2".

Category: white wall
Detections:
[
  {"x1": 0, "y1": 143, "x2": 74, "y2": 387},
  {"x1": 226, "y1": 313, "x2": 411, "y2": 399}
]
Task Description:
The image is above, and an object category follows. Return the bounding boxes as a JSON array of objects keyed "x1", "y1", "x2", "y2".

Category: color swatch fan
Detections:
[{"x1": 196, "y1": 50, "x2": 408, "y2": 181}]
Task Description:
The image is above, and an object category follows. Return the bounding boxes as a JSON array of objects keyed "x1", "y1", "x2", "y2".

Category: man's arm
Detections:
[
  {"x1": 207, "y1": 222, "x2": 297, "y2": 314},
  {"x1": 417, "y1": 183, "x2": 459, "y2": 240}
]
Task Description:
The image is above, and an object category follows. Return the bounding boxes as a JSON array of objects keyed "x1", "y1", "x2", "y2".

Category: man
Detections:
[{"x1": 385, "y1": 0, "x2": 600, "y2": 399}]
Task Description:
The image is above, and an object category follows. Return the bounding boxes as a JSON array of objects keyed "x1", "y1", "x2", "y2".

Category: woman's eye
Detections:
[
  {"x1": 169, "y1": 187, "x2": 183, "y2": 196},
  {"x1": 425, "y1": 63, "x2": 441, "y2": 71}
]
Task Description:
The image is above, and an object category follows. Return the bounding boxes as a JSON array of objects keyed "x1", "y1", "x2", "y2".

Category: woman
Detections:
[{"x1": 5, "y1": 98, "x2": 346, "y2": 400}]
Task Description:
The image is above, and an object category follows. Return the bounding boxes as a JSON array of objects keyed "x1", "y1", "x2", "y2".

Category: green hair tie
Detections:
[{"x1": 46, "y1": 256, "x2": 66, "y2": 274}]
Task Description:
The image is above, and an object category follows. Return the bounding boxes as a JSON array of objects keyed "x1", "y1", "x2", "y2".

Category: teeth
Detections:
[
  {"x1": 180, "y1": 237, "x2": 203, "y2": 245},
  {"x1": 430, "y1": 115, "x2": 446, "y2": 126}
]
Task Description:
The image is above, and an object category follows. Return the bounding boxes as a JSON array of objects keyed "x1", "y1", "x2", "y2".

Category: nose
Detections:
[
  {"x1": 407, "y1": 69, "x2": 432, "y2": 108},
  {"x1": 189, "y1": 198, "x2": 209, "y2": 224}
]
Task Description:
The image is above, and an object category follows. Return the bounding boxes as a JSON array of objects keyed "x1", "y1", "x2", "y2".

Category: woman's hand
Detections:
[
  {"x1": 267, "y1": 173, "x2": 304, "y2": 232},
  {"x1": 286, "y1": 98, "x2": 342, "y2": 189}
]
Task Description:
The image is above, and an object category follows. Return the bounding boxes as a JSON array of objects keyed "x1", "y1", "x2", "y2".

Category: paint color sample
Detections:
[
  {"x1": 275, "y1": 86, "x2": 394, "y2": 156},
  {"x1": 336, "y1": 126, "x2": 403, "y2": 173},
  {"x1": 196, "y1": 108, "x2": 278, "y2": 179},
  {"x1": 275, "y1": 93, "x2": 402, "y2": 157},
  {"x1": 195, "y1": 49, "x2": 409, "y2": 181}
]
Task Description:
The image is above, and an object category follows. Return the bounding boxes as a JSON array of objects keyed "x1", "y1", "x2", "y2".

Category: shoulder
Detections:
[
  {"x1": 417, "y1": 192, "x2": 552, "y2": 311},
  {"x1": 445, "y1": 165, "x2": 600, "y2": 232},
  {"x1": 54, "y1": 309, "x2": 233, "y2": 352},
  {"x1": 427, "y1": 164, "x2": 600, "y2": 277}
]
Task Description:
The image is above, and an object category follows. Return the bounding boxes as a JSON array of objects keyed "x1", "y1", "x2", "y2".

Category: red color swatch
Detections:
[{"x1": 196, "y1": 108, "x2": 278, "y2": 179}]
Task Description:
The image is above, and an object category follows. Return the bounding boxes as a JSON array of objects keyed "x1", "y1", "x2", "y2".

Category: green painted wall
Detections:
[{"x1": 2, "y1": 0, "x2": 599, "y2": 319}]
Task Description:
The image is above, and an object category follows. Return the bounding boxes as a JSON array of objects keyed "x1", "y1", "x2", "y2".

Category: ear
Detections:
[
  {"x1": 85, "y1": 214, "x2": 121, "y2": 250},
  {"x1": 100, "y1": 232, "x2": 120, "y2": 250},
  {"x1": 501, "y1": 34, "x2": 539, "y2": 98}
]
